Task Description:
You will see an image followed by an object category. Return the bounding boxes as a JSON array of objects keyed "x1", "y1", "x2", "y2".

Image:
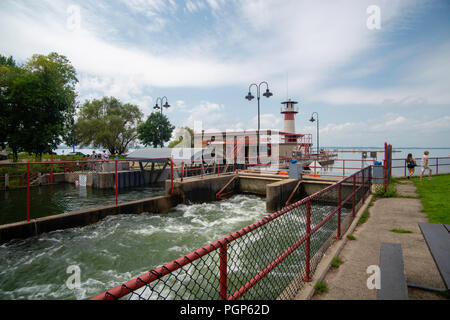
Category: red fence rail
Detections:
[
  {"x1": 91, "y1": 166, "x2": 372, "y2": 300},
  {"x1": 0, "y1": 157, "x2": 169, "y2": 224}
]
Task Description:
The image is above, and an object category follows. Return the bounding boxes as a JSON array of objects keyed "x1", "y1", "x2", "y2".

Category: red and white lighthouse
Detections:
[{"x1": 281, "y1": 99, "x2": 298, "y2": 136}]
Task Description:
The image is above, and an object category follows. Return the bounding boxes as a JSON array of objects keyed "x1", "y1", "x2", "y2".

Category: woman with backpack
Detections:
[{"x1": 406, "y1": 153, "x2": 416, "y2": 179}]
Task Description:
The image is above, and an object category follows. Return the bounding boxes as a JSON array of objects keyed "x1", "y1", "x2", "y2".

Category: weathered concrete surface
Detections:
[
  {"x1": 266, "y1": 179, "x2": 305, "y2": 212},
  {"x1": 303, "y1": 180, "x2": 445, "y2": 300},
  {"x1": 166, "y1": 173, "x2": 239, "y2": 203},
  {"x1": 396, "y1": 180, "x2": 419, "y2": 197}
]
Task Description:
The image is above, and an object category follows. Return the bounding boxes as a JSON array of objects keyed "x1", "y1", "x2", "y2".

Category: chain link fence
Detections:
[{"x1": 91, "y1": 166, "x2": 371, "y2": 300}]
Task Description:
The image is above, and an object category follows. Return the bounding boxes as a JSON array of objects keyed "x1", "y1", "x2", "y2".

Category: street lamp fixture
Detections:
[
  {"x1": 309, "y1": 112, "x2": 319, "y2": 156},
  {"x1": 154, "y1": 96, "x2": 170, "y2": 114},
  {"x1": 154, "y1": 96, "x2": 170, "y2": 148},
  {"x1": 245, "y1": 81, "x2": 273, "y2": 164}
]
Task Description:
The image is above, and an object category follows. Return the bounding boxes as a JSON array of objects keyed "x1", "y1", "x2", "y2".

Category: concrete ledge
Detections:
[
  {"x1": 294, "y1": 194, "x2": 373, "y2": 300},
  {"x1": 266, "y1": 179, "x2": 305, "y2": 213}
]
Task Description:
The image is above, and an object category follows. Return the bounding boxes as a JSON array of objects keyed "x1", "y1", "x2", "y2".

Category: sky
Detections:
[{"x1": 1, "y1": 0, "x2": 449, "y2": 148}]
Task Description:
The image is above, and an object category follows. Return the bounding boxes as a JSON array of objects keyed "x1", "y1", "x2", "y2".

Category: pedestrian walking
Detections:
[{"x1": 419, "y1": 150, "x2": 433, "y2": 181}]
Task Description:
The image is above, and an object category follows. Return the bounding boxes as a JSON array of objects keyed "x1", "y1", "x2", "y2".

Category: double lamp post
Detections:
[{"x1": 245, "y1": 82, "x2": 273, "y2": 164}]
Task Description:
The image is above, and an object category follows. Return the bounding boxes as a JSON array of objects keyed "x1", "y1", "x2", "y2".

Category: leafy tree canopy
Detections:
[
  {"x1": 138, "y1": 112, "x2": 175, "y2": 148},
  {"x1": 77, "y1": 96, "x2": 143, "y2": 155},
  {"x1": 0, "y1": 52, "x2": 78, "y2": 160}
]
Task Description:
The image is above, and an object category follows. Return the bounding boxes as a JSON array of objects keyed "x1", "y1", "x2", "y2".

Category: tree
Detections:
[
  {"x1": 77, "y1": 97, "x2": 143, "y2": 155},
  {"x1": 0, "y1": 52, "x2": 78, "y2": 160},
  {"x1": 138, "y1": 112, "x2": 175, "y2": 148},
  {"x1": 168, "y1": 127, "x2": 194, "y2": 148},
  {"x1": 0, "y1": 55, "x2": 18, "y2": 152},
  {"x1": 62, "y1": 102, "x2": 81, "y2": 152}
]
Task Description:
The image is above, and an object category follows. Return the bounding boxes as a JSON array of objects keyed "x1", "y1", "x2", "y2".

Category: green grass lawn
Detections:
[{"x1": 412, "y1": 174, "x2": 450, "y2": 224}]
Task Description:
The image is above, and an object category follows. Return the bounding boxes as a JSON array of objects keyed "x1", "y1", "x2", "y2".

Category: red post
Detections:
[
  {"x1": 343, "y1": 159, "x2": 345, "y2": 178},
  {"x1": 384, "y1": 142, "x2": 387, "y2": 192},
  {"x1": 303, "y1": 200, "x2": 311, "y2": 282},
  {"x1": 404, "y1": 159, "x2": 407, "y2": 177},
  {"x1": 219, "y1": 242, "x2": 228, "y2": 300},
  {"x1": 50, "y1": 154, "x2": 54, "y2": 183},
  {"x1": 115, "y1": 159, "x2": 118, "y2": 206},
  {"x1": 170, "y1": 157, "x2": 174, "y2": 194},
  {"x1": 337, "y1": 183, "x2": 341, "y2": 239},
  {"x1": 27, "y1": 162, "x2": 30, "y2": 222},
  {"x1": 362, "y1": 168, "x2": 365, "y2": 204},
  {"x1": 352, "y1": 175, "x2": 356, "y2": 217}
]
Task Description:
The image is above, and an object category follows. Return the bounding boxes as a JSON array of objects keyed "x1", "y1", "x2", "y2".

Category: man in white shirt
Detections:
[{"x1": 420, "y1": 150, "x2": 433, "y2": 181}]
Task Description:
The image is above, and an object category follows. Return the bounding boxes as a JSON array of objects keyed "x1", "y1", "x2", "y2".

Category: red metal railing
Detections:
[
  {"x1": 91, "y1": 166, "x2": 371, "y2": 300},
  {"x1": 0, "y1": 157, "x2": 170, "y2": 224}
]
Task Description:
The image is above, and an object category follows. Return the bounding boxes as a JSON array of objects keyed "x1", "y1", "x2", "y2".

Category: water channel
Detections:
[{"x1": 0, "y1": 194, "x2": 269, "y2": 299}]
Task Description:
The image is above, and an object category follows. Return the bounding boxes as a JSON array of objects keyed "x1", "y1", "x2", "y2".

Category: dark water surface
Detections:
[{"x1": 0, "y1": 184, "x2": 164, "y2": 225}]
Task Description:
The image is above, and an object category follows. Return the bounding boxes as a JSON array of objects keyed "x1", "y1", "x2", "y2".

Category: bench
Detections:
[
  {"x1": 413, "y1": 222, "x2": 450, "y2": 292},
  {"x1": 377, "y1": 242, "x2": 409, "y2": 300}
]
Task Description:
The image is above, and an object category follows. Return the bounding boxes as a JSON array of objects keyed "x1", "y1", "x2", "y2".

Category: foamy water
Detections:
[{"x1": 0, "y1": 194, "x2": 267, "y2": 300}]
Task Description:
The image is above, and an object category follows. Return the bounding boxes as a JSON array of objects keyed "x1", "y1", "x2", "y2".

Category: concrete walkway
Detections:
[{"x1": 300, "y1": 180, "x2": 446, "y2": 300}]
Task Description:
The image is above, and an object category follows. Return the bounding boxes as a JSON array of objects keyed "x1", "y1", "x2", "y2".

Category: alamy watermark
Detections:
[
  {"x1": 169, "y1": 121, "x2": 281, "y2": 171},
  {"x1": 66, "y1": 265, "x2": 81, "y2": 290},
  {"x1": 67, "y1": 5, "x2": 81, "y2": 32},
  {"x1": 366, "y1": 5, "x2": 381, "y2": 30},
  {"x1": 366, "y1": 265, "x2": 381, "y2": 290}
]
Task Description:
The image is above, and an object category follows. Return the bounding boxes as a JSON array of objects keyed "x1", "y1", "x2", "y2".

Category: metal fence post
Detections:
[
  {"x1": 50, "y1": 154, "x2": 54, "y2": 183},
  {"x1": 384, "y1": 142, "x2": 387, "y2": 192},
  {"x1": 362, "y1": 168, "x2": 365, "y2": 204},
  {"x1": 170, "y1": 157, "x2": 174, "y2": 193},
  {"x1": 352, "y1": 175, "x2": 356, "y2": 217},
  {"x1": 115, "y1": 159, "x2": 118, "y2": 206},
  {"x1": 436, "y1": 158, "x2": 439, "y2": 175},
  {"x1": 303, "y1": 199, "x2": 311, "y2": 282},
  {"x1": 337, "y1": 183, "x2": 341, "y2": 239},
  {"x1": 219, "y1": 242, "x2": 228, "y2": 300},
  {"x1": 343, "y1": 159, "x2": 345, "y2": 178},
  {"x1": 27, "y1": 162, "x2": 30, "y2": 222},
  {"x1": 404, "y1": 159, "x2": 407, "y2": 177}
]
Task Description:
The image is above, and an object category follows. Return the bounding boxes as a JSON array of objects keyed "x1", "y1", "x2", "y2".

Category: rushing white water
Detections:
[{"x1": 0, "y1": 194, "x2": 267, "y2": 300}]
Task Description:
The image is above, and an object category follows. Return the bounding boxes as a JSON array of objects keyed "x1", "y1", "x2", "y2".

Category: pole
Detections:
[
  {"x1": 27, "y1": 162, "x2": 30, "y2": 222},
  {"x1": 337, "y1": 183, "x2": 341, "y2": 239},
  {"x1": 384, "y1": 142, "x2": 387, "y2": 192},
  {"x1": 219, "y1": 242, "x2": 228, "y2": 300},
  {"x1": 316, "y1": 117, "x2": 319, "y2": 156},
  {"x1": 257, "y1": 96, "x2": 260, "y2": 165},
  {"x1": 343, "y1": 159, "x2": 345, "y2": 178},
  {"x1": 303, "y1": 199, "x2": 311, "y2": 282},
  {"x1": 362, "y1": 168, "x2": 365, "y2": 204},
  {"x1": 115, "y1": 159, "x2": 118, "y2": 206},
  {"x1": 170, "y1": 157, "x2": 174, "y2": 194},
  {"x1": 352, "y1": 175, "x2": 356, "y2": 217},
  {"x1": 50, "y1": 154, "x2": 54, "y2": 183}
]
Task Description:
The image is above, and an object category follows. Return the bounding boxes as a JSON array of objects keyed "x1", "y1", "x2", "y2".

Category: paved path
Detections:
[{"x1": 309, "y1": 180, "x2": 446, "y2": 300}]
